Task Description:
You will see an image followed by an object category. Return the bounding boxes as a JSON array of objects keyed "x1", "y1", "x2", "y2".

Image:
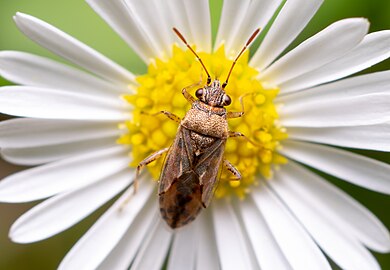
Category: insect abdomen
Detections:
[{"x1": 159, "y1": 171, "x2": 203, "y2": 229}]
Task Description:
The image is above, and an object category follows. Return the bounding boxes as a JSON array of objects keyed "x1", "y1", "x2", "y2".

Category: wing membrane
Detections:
[
  {"x1": 194, "y1": 139, "x2": 226, "y2": 207},
  {"x1": 159, "y1": 127, "x2": 194, "y2": 194}
]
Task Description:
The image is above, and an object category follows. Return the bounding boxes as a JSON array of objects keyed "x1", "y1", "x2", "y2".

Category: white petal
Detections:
[
  {"x1": 150, "y1": 0, "x2": 178, "y2": 52},
  {"x1": 278, "y1": 70, "x2": 390, "y2": 104},
  {"x1": 123, "y1": 0, "x2": 172, "y2": 57},
  {"x1": 251, "y1": 182, "x2": 331, "y2": 270},
  {"x1": 0, "y1": 51, "x2": 129, "y2": 98},
  {"x1": 269, "y1": 169, "x2": 381, "y2": 270},
  {"x1": 212, "y1": 200, "x2": 257, "y2": 270},
  {"x1": 10, "y1": 168, "x2": 133, "y2": 243},
  {"x1": 281, "y1": 140, "x2": 390, "y2": 196},
  {"x1": 165, "y1": 0, "x2": 192, "y2": 51},
  {"x1": 215, "y1": 0, "x2": 250, "y2": 54},
  {"x1": 129, "y1": 217, "x2": 172, "y2": 270},
  {"x1": 250, "y1": 0, "x2": 323, "y2": 71},
  {"x1": 1, "y1": 136, "x2": 118, "y2": 165},
  {"x1": 0, "y1": 118, "x2": 121, "y2": 148},
  {"x1": 167, "y1": 222, "x2": 198, "y2": 270},
  {"x1": 195, "y1": 211, "x2": 220, "y2": 270},
  {"x1": 182, "y1": 0, "x2": 211, "y2": 53},
  {"x1": 165, "y1": 0, "x2": 212, "y2": 53},
  {"x1": 0, "y1": 86, "x2": 130, "y2": 121},
  {"x1": 280, "y1": 93, "x2": 390, "y2": 127},
  {"x1": 287, "y1": 123, "x2": 390, "y2": 151},
  {"x1": 238, "y1": 198, "x2": 290, "y2": 270},
  {"x1": 96, "y1": 198, "x2": 158, "y2": 270},
  {"x1": 272, "y1": 160, "x2": 390, "y2": 253},
  {"x1": 280, "y1": 30, "x2": 390, "y2": 93},
  {"x1": 14, "y1": 12, "x2": 135, "y2": 85},
  {"x1": 0, "y1": 146, "x2": 129, "y2": 202},
  {"x1": 261, "y1": 18, "x2": 369, "y2": 86},
  {"x1": 86, "y1": 0, "x2": 158, "y2": 63},
  {"x1": 215, "y1": 0, "x2": 282, "y2": 55},
  {"x1": 230, "y1": 0, "x2": 283, "y2": 56},
  {"x1": 58, "y1": 179, "x2": 155, "y2": 270}
]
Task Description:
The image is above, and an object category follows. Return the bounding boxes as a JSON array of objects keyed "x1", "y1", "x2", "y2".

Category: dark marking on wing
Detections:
[
  {"x1": 159, "y1": 127, "x2": 225, "y2": 228},
  {"x1": 159, "y1": 171, "x2": 203, "y2": 229}
]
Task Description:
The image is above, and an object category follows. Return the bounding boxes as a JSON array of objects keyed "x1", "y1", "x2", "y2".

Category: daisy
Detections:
[{"x1": 0, "y1": 0, "x2": 389, "y2": 269}]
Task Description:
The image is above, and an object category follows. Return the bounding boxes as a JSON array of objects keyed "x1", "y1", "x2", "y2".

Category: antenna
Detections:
[
  {"x1": 173, "y1": 28, "x2": 211, "y2": 85},
  {"x1": 222, "y1": 28, "x2": 260, "y2": 89}
]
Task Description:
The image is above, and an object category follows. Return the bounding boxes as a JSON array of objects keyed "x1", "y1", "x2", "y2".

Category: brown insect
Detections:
[{"x1": 135, "y1": 28, "x2": 260, "y2": 229}]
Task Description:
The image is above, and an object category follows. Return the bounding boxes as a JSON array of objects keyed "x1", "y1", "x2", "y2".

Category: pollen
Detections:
[{"x1": 119, "y1": 45, "x2": 287, "y2": 199}]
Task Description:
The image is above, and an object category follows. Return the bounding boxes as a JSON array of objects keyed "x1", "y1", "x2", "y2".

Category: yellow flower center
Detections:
[{"x1": 118, "y1": 45, "x2": 287, "y2": 199}]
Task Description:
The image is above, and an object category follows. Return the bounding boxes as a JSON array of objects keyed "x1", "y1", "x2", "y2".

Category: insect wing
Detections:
[
  {"x1": 159, "y1": 171, "x2": 203, "y2": 228},
  {"x1": 159, "y1": 127, "x2": 194, "y2": 194},
  {"x1": 194, "y1": 139, "x2": 226, "y2": 207}
]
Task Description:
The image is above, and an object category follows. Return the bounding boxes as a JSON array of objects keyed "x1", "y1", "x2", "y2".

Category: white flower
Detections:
[{"x1": 0, "y1": 0, "x2": 389, "y2": 269}]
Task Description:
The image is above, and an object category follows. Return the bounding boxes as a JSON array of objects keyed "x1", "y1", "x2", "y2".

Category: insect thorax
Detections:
[{"x1": 181, "y1": 101, "x2": 228, "y2": 139}]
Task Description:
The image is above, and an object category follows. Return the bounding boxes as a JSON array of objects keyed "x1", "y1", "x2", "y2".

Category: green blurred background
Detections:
[{"x1": 0, "y1": 0, "x2": 389, "y2": 269}]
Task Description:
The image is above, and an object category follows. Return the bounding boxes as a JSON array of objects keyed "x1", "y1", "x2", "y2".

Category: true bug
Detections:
[{"x1": 135, "y1": 28, "x2": 260, "y2": 229}]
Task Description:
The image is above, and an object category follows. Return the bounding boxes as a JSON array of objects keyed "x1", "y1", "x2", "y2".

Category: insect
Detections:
[{"x1": 135, "y1": 28, "x2": 260, "y2": 229}]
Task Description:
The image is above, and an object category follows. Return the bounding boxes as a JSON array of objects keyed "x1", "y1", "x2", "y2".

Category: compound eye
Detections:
[
  {"x1": 223, "y1": 94, "x2": 232, "y2": 106},
  {"x1": 195, "y1": 88, "x2": 204, "y2": 99}
]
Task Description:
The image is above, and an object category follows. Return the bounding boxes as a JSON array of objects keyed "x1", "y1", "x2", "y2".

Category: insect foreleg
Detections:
[
  {"x1": 182, "y1": 87, "x2": 196, "y2": 104},
  {"x1": 182, "y1": 77, "x2": 203, "y2": 104},
  {"x1": 228, "y1": 131, "x2": 260, "y2": 148},
  {"x1": 227, "y1": 93, "x2": 258, "y2": 119},
  {"x1": 223, "y1": 159, "x2": 242, "y2": 181},
  {"x1": 226, "y1": 111, "x2": 244, "y2": 119},
  {"x1": 142, "y1": 110, "x2": 181, "y2": 123}
]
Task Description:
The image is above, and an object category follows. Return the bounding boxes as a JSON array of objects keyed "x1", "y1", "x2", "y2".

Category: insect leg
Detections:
[
  {"x1": 158, "y1": 128, "x2": 194, "y2": 195},
  {"x1": 134, "y1": 147, "x2": 170, "y2": 192},
  {"x1": 119, "y1": 147, "x2": 169, "y2": 211},
  {"x1": 142, "y1": 110, "x2": 181, "y2": 123},
  {"x1": 223, "y1": 159, "x2": 242, "y2": 181},
  {"x1": 228, "y1": 131, "x2": 261, "y2": 148},
  {"x1": 226, "y1": 93, "x2": 257, "y2": 119},
  {"x1": 182, "y1": 77, "x2": 203, "y2": 104},
  {"x1": 226, "y1": 111, "x2": 244, "y2": 119}
]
